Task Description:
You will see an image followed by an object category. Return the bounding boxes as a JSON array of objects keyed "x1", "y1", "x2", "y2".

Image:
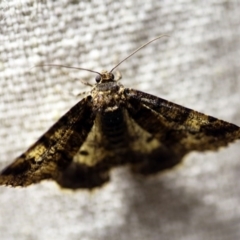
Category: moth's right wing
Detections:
[
  {"x1": 123, "y1": 88, "x2": 240, "y2": 174},
  {"x1": 125, "y1": 88, "x2": 240, "y2": 157}
]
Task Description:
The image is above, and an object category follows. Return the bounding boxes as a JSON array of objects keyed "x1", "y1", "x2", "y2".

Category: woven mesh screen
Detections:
[{"x1": 0, "y1": 1, "x2": 240, "y2": 240}]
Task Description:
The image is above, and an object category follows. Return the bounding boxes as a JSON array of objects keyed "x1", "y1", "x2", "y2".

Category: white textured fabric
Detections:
[{"x1": 0, "y1": 1, "x2": 240, "y2": 240}]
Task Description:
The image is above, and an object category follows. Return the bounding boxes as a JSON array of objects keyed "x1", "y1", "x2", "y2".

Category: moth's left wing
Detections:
[
  {"x1": 0, "y1": 97, "x2": 94, "y2": 187},
  {"x1": 125, "y1": 89, "x2": 240, "y2": 157}
]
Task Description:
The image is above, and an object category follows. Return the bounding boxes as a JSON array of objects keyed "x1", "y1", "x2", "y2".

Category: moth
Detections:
[{"x1": 0, "y1": 36, "x2": 240, "y2": 189}]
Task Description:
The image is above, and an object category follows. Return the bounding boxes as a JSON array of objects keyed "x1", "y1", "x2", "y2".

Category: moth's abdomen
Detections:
[{"x1": 100, "y1": 108, "x2": 128, "y2": 148}]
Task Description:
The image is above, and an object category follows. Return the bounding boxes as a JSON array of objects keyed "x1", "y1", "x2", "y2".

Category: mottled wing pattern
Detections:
[
  {"x1": 57, "y1": 114, "x2": 117, "y2": 189},
  {"x1": 0, "y1": 97, "x2": 94, "y2": 187},
  {"x1": 1, "y1": 86, "x2": 239, "y2": 189},
  {"x1": 125, "y1": 89, "x2": 240, "y2": 157}
]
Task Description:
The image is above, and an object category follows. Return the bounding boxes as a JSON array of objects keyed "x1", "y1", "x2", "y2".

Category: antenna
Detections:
[
  {"x1": 33, "y1": 35, "x2": 169, "y2": 78},
  {"x1": 110, "y1": 35, "x2": 169, "y2": 73},
  {"x1": 32, "y1": 64, "x2": 102, "y2": 76}
]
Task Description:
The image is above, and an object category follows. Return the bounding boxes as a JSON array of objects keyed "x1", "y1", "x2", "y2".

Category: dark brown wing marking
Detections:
[
  {"x1": 125, "y1": 89, "x2": 240, "y2": 157},
  {"x1": 0, "y1": 97, "x2": 94, "y2": 187}
]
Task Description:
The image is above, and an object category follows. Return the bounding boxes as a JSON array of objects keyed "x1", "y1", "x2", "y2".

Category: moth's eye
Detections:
[
  {"x1": 110, "y1": 73, "x2": 115, "y2": 80},
  {"x1": 95, "y1": 75, "x2": 101, "y2": 83}
]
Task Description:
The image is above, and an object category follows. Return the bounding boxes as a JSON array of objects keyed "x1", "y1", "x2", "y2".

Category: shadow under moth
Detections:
[{"x1": 0, "y1": 36, "x2": 239, "y2": 189}]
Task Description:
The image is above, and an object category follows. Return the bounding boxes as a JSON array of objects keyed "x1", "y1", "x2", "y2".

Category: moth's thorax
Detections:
[{"x1": 91, "y1": 72, "x2": 125, "y2": 112}]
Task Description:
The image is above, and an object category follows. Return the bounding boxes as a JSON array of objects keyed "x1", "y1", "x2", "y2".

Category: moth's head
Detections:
[{"x1": 95, "y1": 70, "x2": 115, "y2": 84}]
